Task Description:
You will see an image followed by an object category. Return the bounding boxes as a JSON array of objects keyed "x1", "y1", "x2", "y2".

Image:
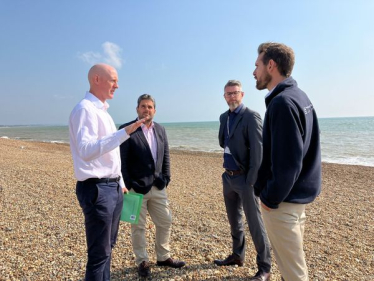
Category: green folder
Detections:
[{"x1": 121, "y1": 192, "x2": 144, "y2": 224}]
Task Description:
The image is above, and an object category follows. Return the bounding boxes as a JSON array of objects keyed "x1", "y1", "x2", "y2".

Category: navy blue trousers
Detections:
[{"x1": 76, "y1": 180, "x2": 123, "y2": 281}]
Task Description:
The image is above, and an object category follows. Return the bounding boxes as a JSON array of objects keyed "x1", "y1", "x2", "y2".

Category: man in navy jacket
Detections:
[
  {"x1": 119, "y1": 94, "x2": 185, "y2": 278},
  {"x1": 253, "y1": 42, "x2": 321, "y2": 281}
]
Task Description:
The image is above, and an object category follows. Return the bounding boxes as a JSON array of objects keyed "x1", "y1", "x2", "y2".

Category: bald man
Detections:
[{"x1": 69, "y1": 64, "x2": 144, "y2": 281}]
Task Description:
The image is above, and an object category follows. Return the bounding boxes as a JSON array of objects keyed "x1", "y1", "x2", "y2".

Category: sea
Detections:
[{"x1": 1, "y1": 117, "x2": 373, "y2": 167}]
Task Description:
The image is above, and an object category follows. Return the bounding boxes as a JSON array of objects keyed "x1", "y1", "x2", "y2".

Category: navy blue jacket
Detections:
[
  {"x1": 254, "y1": 77, "x2": 321, "y2": 209},
  {"x1": 119, "y1": 120, "x2": 170, "y2": 195}
]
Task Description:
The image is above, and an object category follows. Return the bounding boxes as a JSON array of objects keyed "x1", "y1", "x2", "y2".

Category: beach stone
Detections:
[{"x1": 0, "y1": 139, "x2": 373, "y2": 280}]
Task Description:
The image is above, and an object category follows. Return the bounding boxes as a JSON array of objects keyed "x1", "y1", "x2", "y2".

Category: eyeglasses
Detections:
[{"x1": 224, "y1": 91, "x2": 242, "y2": 97}]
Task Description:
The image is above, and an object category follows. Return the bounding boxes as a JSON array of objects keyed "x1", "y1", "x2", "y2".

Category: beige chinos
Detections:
[
  {"x1": 130, "y1": 187, "x2": 172, "y2": 265},
  {"x1": 261, "y1": 202, "x2": 308, "y2": 281}
]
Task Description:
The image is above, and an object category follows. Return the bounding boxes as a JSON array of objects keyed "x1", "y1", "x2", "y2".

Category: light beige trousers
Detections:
[
  {"x1": 261, "y1": 202, "x2": 308, "y2": 281},
  {"x1": 130, "y1": 187, "x2": 172, "y2": 265}
]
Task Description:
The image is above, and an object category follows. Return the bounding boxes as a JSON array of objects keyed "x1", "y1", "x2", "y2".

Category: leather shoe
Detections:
[
  {"x1": 214, "y1": 254, "x2": 243, "y2": 267},
  {"x1": 156, "y1": 257, "x2": 186, "y2": 268},
  {"x1": 249, "y1": 270, "x2": 271, "y2": 281},
  {"x1": 138, "y1": 261, "x2": 150, "y2": 277}
]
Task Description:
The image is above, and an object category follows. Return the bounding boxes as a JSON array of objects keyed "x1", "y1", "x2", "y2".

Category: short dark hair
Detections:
[
  {"x1": 137, "y1": 94, "x2": 156, "y2": 108},
  {"x1": 224, "y1": 80, "x2": 242, "y2": 91},
  {"x1": 257, "y1": 42, "x2": 295, "y2": 77}
]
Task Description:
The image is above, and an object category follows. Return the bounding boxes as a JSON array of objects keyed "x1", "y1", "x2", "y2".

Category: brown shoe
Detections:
[
  {"x1": 249, "y1": 270, "x2": 271, "y2": 281},
  {"x1": 138, "y1": 261, "x2": 150, "y2": 277},
  {"x1": 214, "y1": 254, "x2": 243, "y2": 267},
  {"x1": 156, "y1": 258, "x2": 186, "y2": 268}
]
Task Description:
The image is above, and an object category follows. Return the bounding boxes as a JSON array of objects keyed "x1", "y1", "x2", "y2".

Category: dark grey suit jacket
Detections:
[
  {"x1": 119, "y1": 120, "x2": 170, "y2": 195},
  {"x1": 218, "y1": 105, "x2": 263, "y2": 186}
]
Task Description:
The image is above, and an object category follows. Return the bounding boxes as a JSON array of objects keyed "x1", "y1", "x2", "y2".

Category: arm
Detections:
[
  {"x1": 246, "y1": 111, "x2": 263, "y2": 186},
  {"x1": 119, "y1": 177, "x2": 128, "y2": 193},
  {"x1": 260, "y1": 100, "x2": 304, "y2": 209},
  {"x1": 218, "y1": 113, "x2": 227, "y2": 148},
  {"x1": 70, "y1": 108, "x2": 144, "y2": 162},
  {"x1": 162, "y1": 127, "x2": 171, "y2": 186},
  {"x1": 69, "y1": 107, "x2": 129, "y2": 162}
]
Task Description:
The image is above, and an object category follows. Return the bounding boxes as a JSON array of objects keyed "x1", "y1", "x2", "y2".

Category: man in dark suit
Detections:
[
  {"x1": 215, "y1": 80, "x2": 271, "y2": 281},
  {"x1": 119, "y1": 94, "x2": 185, "y2": 278}
]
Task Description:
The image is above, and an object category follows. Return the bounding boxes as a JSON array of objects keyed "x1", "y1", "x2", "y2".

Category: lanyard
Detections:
[{"x1": 226, "y1": 115, "x2": 230, "y2": 137}]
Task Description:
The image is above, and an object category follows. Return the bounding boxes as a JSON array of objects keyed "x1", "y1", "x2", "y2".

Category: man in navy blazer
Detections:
[
  {"x1": 119, "y1": 94, "x2": 185, "y2": 278},
  {"x1": 215, "y1": 80, "x2": 271, "y2": 281}
]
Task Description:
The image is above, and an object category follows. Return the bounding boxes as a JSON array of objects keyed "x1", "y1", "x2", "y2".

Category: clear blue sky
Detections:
[{"x1": 1, "y1": 0, "x2": 373, "y2": 125}]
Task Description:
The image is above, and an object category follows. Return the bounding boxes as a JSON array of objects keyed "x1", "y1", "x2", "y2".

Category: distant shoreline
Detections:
[
  {"x1": 2, "y1": 116, "x2": 374, "y2": 167},
  {"x1": 2, "y1": 137, "x2": 373, "y2": 168},
  {"x1": 1, "y1": 115, "x2": 374, "y2": 127}
]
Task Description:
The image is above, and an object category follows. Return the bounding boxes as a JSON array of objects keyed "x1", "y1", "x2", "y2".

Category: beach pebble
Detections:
[{"x1": 0, "y1": 139, "x2": 373, "y2": 280}]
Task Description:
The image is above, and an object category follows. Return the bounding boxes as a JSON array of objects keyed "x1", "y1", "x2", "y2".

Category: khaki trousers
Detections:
[
  {"x1": 130, "y1": 186, "x2": 172, "y2": 265},
  {"x1": 261, "y1": 202, "x2": 308, "y2": 281}
]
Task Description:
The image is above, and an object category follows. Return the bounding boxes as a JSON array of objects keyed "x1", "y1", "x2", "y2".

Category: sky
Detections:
[{"x1": 0, "y1": 0, "x2": 373, "y2": 125}]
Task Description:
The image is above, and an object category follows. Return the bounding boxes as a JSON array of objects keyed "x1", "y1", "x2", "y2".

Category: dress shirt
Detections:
[
  {"x1": 223, "y1": 103, "x2": 243, "y2": 170},
  {"x1": 69, "y1": 92, "x2": 129, "y2": 188},
  {"x1": 141, "y1": 122, "x2": 158, "y2": 164}
]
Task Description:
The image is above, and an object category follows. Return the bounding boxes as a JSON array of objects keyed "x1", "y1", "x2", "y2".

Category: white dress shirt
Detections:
[{"x1": 69, "y1": 92, "x2": 129, "y2": 188}]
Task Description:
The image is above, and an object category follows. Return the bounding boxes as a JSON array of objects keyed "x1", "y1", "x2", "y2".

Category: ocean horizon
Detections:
[{"x1": 1, "y1": 116, "x2": 373, "y2": 167}]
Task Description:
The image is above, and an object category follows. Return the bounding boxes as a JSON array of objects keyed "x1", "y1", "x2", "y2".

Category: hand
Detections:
[
  {"x1": 261, "y1": 201, "x2": 271, "y2": 211},
  {"x1": 122, "y1": 187, "x2": 129, "y2": 193},
  {"x1": 125, "y1": 118, "x2": 146, "y2": 135}
]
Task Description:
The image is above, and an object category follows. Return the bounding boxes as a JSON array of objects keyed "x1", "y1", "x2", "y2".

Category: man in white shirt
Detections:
[{"x1": 69, "y1": 64, "x2": 144, "y2": 281}]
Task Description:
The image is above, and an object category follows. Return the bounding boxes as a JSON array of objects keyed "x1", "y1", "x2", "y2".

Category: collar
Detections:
[
  {"x1": 265, "y1": 87, "x2": 276, "y2": 99},
  {"x1": 141, "y1": 122, "x2": 155, "y2": 130},
  {"x1": 265, "y1": 77, "x2": 297, "y2": 107},
  {"x1": 85, "y1": 92, "x2": 109, "y2": 110},
  {"x1": 229, "y1": 103, "x2": 244, "y2": 115}
]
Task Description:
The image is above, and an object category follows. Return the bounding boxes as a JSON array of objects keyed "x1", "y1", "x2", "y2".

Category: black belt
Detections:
[
  {"x1": 225, "y1": 169, "x2": 244, "y2": 176},
  {"x1": 82, "y1": 176, "x2": 121, "y2": 184}
]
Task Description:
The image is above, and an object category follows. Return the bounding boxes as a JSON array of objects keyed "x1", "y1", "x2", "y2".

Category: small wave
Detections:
[
  {"x1": 50, "y1": 140, "x2": 67, "y2": 144},
  {"x1": 323, "y1": 157, "x2": 374, "y2": 167},
  {"x1": 0, "y1": 136, "x2": 69, "y2": 144},
  {"x1": 170, "y1": 145, "x2": 222, "y2": 154}
]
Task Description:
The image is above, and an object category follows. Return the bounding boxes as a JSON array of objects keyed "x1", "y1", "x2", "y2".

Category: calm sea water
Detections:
[{"x1": 1, "y1": 117, "x2": 373, "y2": 167}]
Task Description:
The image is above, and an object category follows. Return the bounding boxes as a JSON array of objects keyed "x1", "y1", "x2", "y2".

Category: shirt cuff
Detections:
[
  {"x1": 119, "y1": 177, "x2": 125, "y2": 189},
  {"x1": 118, "y1": 128, "x2": 130, "y2": 143}
]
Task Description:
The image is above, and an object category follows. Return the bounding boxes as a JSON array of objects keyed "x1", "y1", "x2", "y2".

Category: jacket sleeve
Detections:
[
  {"x1": 246, "y1": 111, "x2": 263, "y2": 186},
  {"x1": 218, "y1": 113, "x2": 226, "y2": 149},
  {"x1": 260, "y1": 99, "x2": 303, "y2": 209},
  {"x1": 119, "y1": 123, "x2": 135, "y2": 189},
  {"x1": 162, "y1": 126, "x2": 171, "y2": 186}
]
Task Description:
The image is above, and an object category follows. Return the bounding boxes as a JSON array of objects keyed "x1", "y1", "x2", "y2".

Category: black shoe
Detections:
[
  {"x1": 249, "y1": 270, "x2": 271, "y2": 281},
  {"x1": 156, "y1": 258, "x2": 186, "y2": 268},
  {"x1": 214, "y1": 254, "x2": 243, "y2": 267},
  {"x1": 138, "y1": 261, "x2": 150, "y2": 277}
]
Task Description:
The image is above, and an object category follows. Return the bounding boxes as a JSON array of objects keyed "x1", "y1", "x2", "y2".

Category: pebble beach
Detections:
[{"x1": 0, "y1": 138, "x2": 373, "y2": 280}]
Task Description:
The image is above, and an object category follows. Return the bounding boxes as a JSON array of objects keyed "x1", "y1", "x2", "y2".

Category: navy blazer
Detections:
[
  {"x1": 218, "y1": 105, "x2": 263, "y2": 186},
  {"x1": 119, "y1": 120, "x2": 171, "y2": 195}
]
